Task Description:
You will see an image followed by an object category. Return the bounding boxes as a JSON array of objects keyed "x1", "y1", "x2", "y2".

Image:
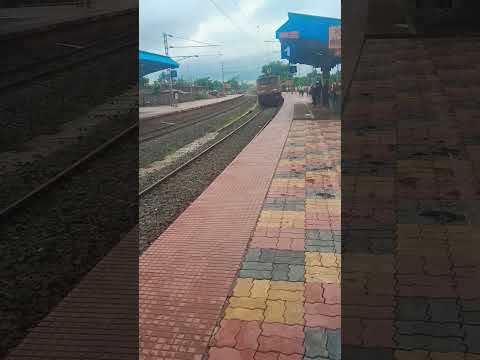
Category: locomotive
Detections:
[{"x1": 256, "y1": 75, "x2": 283, "y2": 107}]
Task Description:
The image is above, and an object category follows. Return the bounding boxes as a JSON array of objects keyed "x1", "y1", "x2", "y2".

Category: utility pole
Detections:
[
  {"x1": 163, "y1": 32, "x2": 175, "y2": 107},
  {"x1": 221, "y1": 62, "x2": 225, "y2": 96}
]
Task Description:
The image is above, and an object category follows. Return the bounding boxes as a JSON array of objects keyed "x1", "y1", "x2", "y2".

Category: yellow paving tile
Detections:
[
  {"x1": 284, "y1": 301, "x2": 305, "y2": 325},
  {"x1": 224, "y1": 307, "x2": 264, "y2": 321},
  {"x1": 264, "y1": 300, "x2": 285, "y2": 323},
  {"x1": 321, "y1": 253, "x2": 340, "y2": 268},
  {"x1": 269, "y1": 281, "x2": 304, "y2": 292},
  {"x1": 232, "y1": 278, "x2": 253, "y2": 297},
  {"x1": 431, "y1": 353, "x2": 466, "y2": 360},
  {"x1": 305, "y1": 252, "x2": 322, "y2": 267},
  {"x1": 228, "y1": 296, "x2": 267, "y2": 310},
  {"x1": 305, "y1": 267, "x2": 340, "y2": 284},
  {"x1": 393, "y1": 350, "x2": 429, "y2": 360},
  {"x1": 250, "y1": 280, "x2": 270, "y2": 298},
  {"x1": 268, "y1": 289, "x2": 304, "y2": 302},
  {"x1": 271, "y1": 179, "x2": 305, "y2": 188}
]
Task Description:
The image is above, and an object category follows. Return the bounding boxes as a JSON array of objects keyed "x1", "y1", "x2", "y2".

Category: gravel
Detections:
[
  {"x1": 139, "y1": 106, "x2": 279, "y2": 253},
  {"x1": 0, "y1": 129, "x2": 138, "y2": 357},
  {"x1": 139, "y1": 96, "x2": 257, "y2": 191},
  {"x1": 139, "y1": 97, "x2": 255, "y2": 164},
  {"x1": 0, "y1": 88, "x2": 138, "y2": 210}
]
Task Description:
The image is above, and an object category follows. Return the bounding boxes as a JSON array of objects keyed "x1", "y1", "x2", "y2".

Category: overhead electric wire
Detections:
[
  {"x1": 166, "y1": 33, "x2": 221, "y2": 47},
  {"x1": 170, "y1": 45, "x2": 220, "y2": 48},
  {"x1": 229, "y1": 0, "x2": 251, "y2": 23},
  {"x1": 207, "y1": 0, "x2": 247, "y2": 34}
]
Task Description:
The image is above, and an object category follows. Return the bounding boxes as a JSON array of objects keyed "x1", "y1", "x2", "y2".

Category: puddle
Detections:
[{"x1": 139, "y1": 131, "x2": 218, "y2": 178}]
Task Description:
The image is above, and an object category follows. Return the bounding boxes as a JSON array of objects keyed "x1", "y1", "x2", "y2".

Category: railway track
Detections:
[
  {"x1": 139, "y1": 104, "x2": 281, "y2": 252},
  {"x1": 139, "y1": 96, "x2": 251, "y2": 143},
  {"x1": 1, "y1": 9, "x2": 138, "y2": 152},
  {"x1": 0, "y1": 31, "x2": 137, "y2": 91},
  {"x1": 140, "y1": 108, "x2": 266, "y2": 197},
  {"x1": 0, "y1": 122, "x2": 138, "y2": 218}
]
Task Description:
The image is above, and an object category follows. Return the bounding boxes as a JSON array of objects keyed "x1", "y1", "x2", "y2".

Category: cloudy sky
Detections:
[{"x1": 140, "y1": 0, "x2": 340, "y2": 82}]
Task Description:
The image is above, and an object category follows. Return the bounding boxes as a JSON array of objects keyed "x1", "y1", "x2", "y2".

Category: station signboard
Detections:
[
  {"x1": 328, "y1": 26, "x2": 341, "y2": 50},
  {"x1": 279, "y1": 31, "x2": 299, "y2": 39},
  {"x1": 224, "y1": 83, "x2": 231, "y2": 89}
]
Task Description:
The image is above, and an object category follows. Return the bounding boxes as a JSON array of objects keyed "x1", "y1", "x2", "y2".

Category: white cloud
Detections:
[{"x1": 140, "y1": 0, "x2": 340, "y2": 81}]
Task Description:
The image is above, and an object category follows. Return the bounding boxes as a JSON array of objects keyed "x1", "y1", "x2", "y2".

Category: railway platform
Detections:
[
  {"x1": 139, "y1": 94, "x2": 244, "y2": 119},
  {"x1": 5, "y1": 93, "x2": 340, "y2": 359},
  {"x1": 140, "y1": 93, "x2": 340, "y2": 360}
]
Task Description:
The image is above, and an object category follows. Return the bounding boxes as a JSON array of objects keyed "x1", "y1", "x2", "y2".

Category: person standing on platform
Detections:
[
  {"x1": 316, "y1": 81, "x2": 323, "y2": 107},
  {"x1": 322, "y1": 78, "x2": 329, "y2": 108},
  {"x1": 310, "y1": 84, "x2": 317, "y2": 105}
]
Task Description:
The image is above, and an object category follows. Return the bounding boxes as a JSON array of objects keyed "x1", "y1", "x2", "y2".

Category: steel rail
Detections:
[
  {"x1": 139, "y1": 98, "x2": 252, "y2": 143},
  {"x1": 139, "y1": 109, "x2": 264, "y2": 197},
  {"x1": 0, "y1": 122, "x2": 138, "y2": 218},
  {"x1": 0, "y1": 34, "x2": 138, "y2": 92},
  {"x1": 1, "y1": 31, "x2": 136, "y2": 77}
]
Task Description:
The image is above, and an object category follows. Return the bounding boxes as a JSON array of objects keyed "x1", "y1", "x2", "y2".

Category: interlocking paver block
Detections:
[
  {"x1": 233, "y1": 278, "x2": 254, "y2": 297},
  {"x1": 214, "y1": 319, "x2": 242, "y2": 347},
  {"x1": 430, "y1": 352, "x2": 467, "y2": 360},
  {"x1": 251, "y1": 280, "x2": 270, "y2": 298},
  {"x1": 304, "y1": 327, "x2": 329, "y2": 359},
  {"x1": 323, "y1": 283, "x2": 341, "y2": 304},
  {"x1": 243, "y1": 262, "x2": 274, "y2": 271},
  {"x1": 240, "y1": 270, "x2": 273, "y2": 280},
  {"x1": 288, "y1": 264, "x2": 305, "y2": 281},
  {"x1": 268, "y1": 289, "x2": 304, "y2": 302},
  {"x1": 305, "y1": 266, "x2": 340, "y2": 284},
  {"x1": 236, "y1": 321, "x2": 261, "y2": 350},
  {"x1": 225, "y1": 307, "x2": 264, "y2": 321},
  {"x1": 393, "y1": 350, "x2": 429, "y2": 360},
  {"x1": 272, "y1": 263, "x2": 290, "y2": 281},
  {"x1": 265, "y1": 300, "x2": 285, "y2": 323},
  {"x1": 258, "y1": 335, "x2": 304, "y2": 355},
  {"x1": 229, "y1": 296, "x2": 267, "y2": 310},
  {"x1": 206, "y1": 114, "x2": 341, "y2": 359},
  {"x1": 261, "y1": 323, "x2": 304, "y2": 339},
  {"x1": 245, "y1": 248, "x2": 262, "y2": 262},
  {"x1": 268, "y1": 280, "x2": 303, "y2": 292},
  {"x1": 284, "y1": 301, "x2": 305, "y2": 325},
  {"x1": 209, "y1": 347, "x2": 255, "y2": 360},
  {"x1": 327, "y1": 329, "x2": 341, "y2": 360}
]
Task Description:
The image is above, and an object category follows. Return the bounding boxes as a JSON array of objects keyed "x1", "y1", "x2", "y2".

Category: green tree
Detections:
[
  {"x1": 175, "y1": 78, "x2": 190, "y2": 87},
  {"x1": 330, "y1": 70, "x2": 341, "y2": 83},
  {"x1": 140, "y1": 76, "x2": 150, "y2": 89},
  {"x1": 261, "y1": 61, "x2": 292, "y2": 81},
  {"x1": 226, "y1": 77, "x2": 240, "y2": 91},
  {"x1": 211, "y1": 80, "x2": 223, "y2": 91},
  {"x1": 194, "y1": 77, "x2": 212, "y2": 89}
]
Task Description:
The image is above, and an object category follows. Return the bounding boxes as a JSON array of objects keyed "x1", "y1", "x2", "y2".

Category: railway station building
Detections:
[
  {"x1": 139, "y1": 50, "x2": 179, "y2": 78},
  {"x1": 275, "y1": 12, "x2": 341, "y2": 104}
]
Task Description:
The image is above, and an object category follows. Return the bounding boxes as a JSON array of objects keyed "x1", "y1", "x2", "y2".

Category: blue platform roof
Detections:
[
  {"x1": 275, "y1": 12, "x2": 341, "y2": 69},
  {"x1": 139, "y1": 50, "x2": 179, "y2": 77}
]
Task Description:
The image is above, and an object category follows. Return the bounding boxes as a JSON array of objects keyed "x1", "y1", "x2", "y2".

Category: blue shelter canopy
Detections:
[
  {"x1": 275, "y1": 13, "x2": 341, "y2": 70},
  {"x1": 139, "y1": 50, "x2": 179, "y2": 77}
]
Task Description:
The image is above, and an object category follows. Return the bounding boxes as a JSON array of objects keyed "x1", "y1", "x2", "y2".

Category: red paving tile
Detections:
[
  {"x1": 139, "y1": 95, "x2": 298, "y2": 359},
  {"x1": 6, "y1": 229, "x2": 138, "y2": 360},
  {"x1": 206, "y1": 111, "x2": 341, "y2": 358}
]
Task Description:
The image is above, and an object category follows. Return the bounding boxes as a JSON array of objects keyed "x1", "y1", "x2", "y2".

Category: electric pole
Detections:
[
  {"x1": 221, "y1": 62, "x2": 225, "y2": 96},
  {"x1": 163, "y1": 32, "x2": 175, "y2": 107}
]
